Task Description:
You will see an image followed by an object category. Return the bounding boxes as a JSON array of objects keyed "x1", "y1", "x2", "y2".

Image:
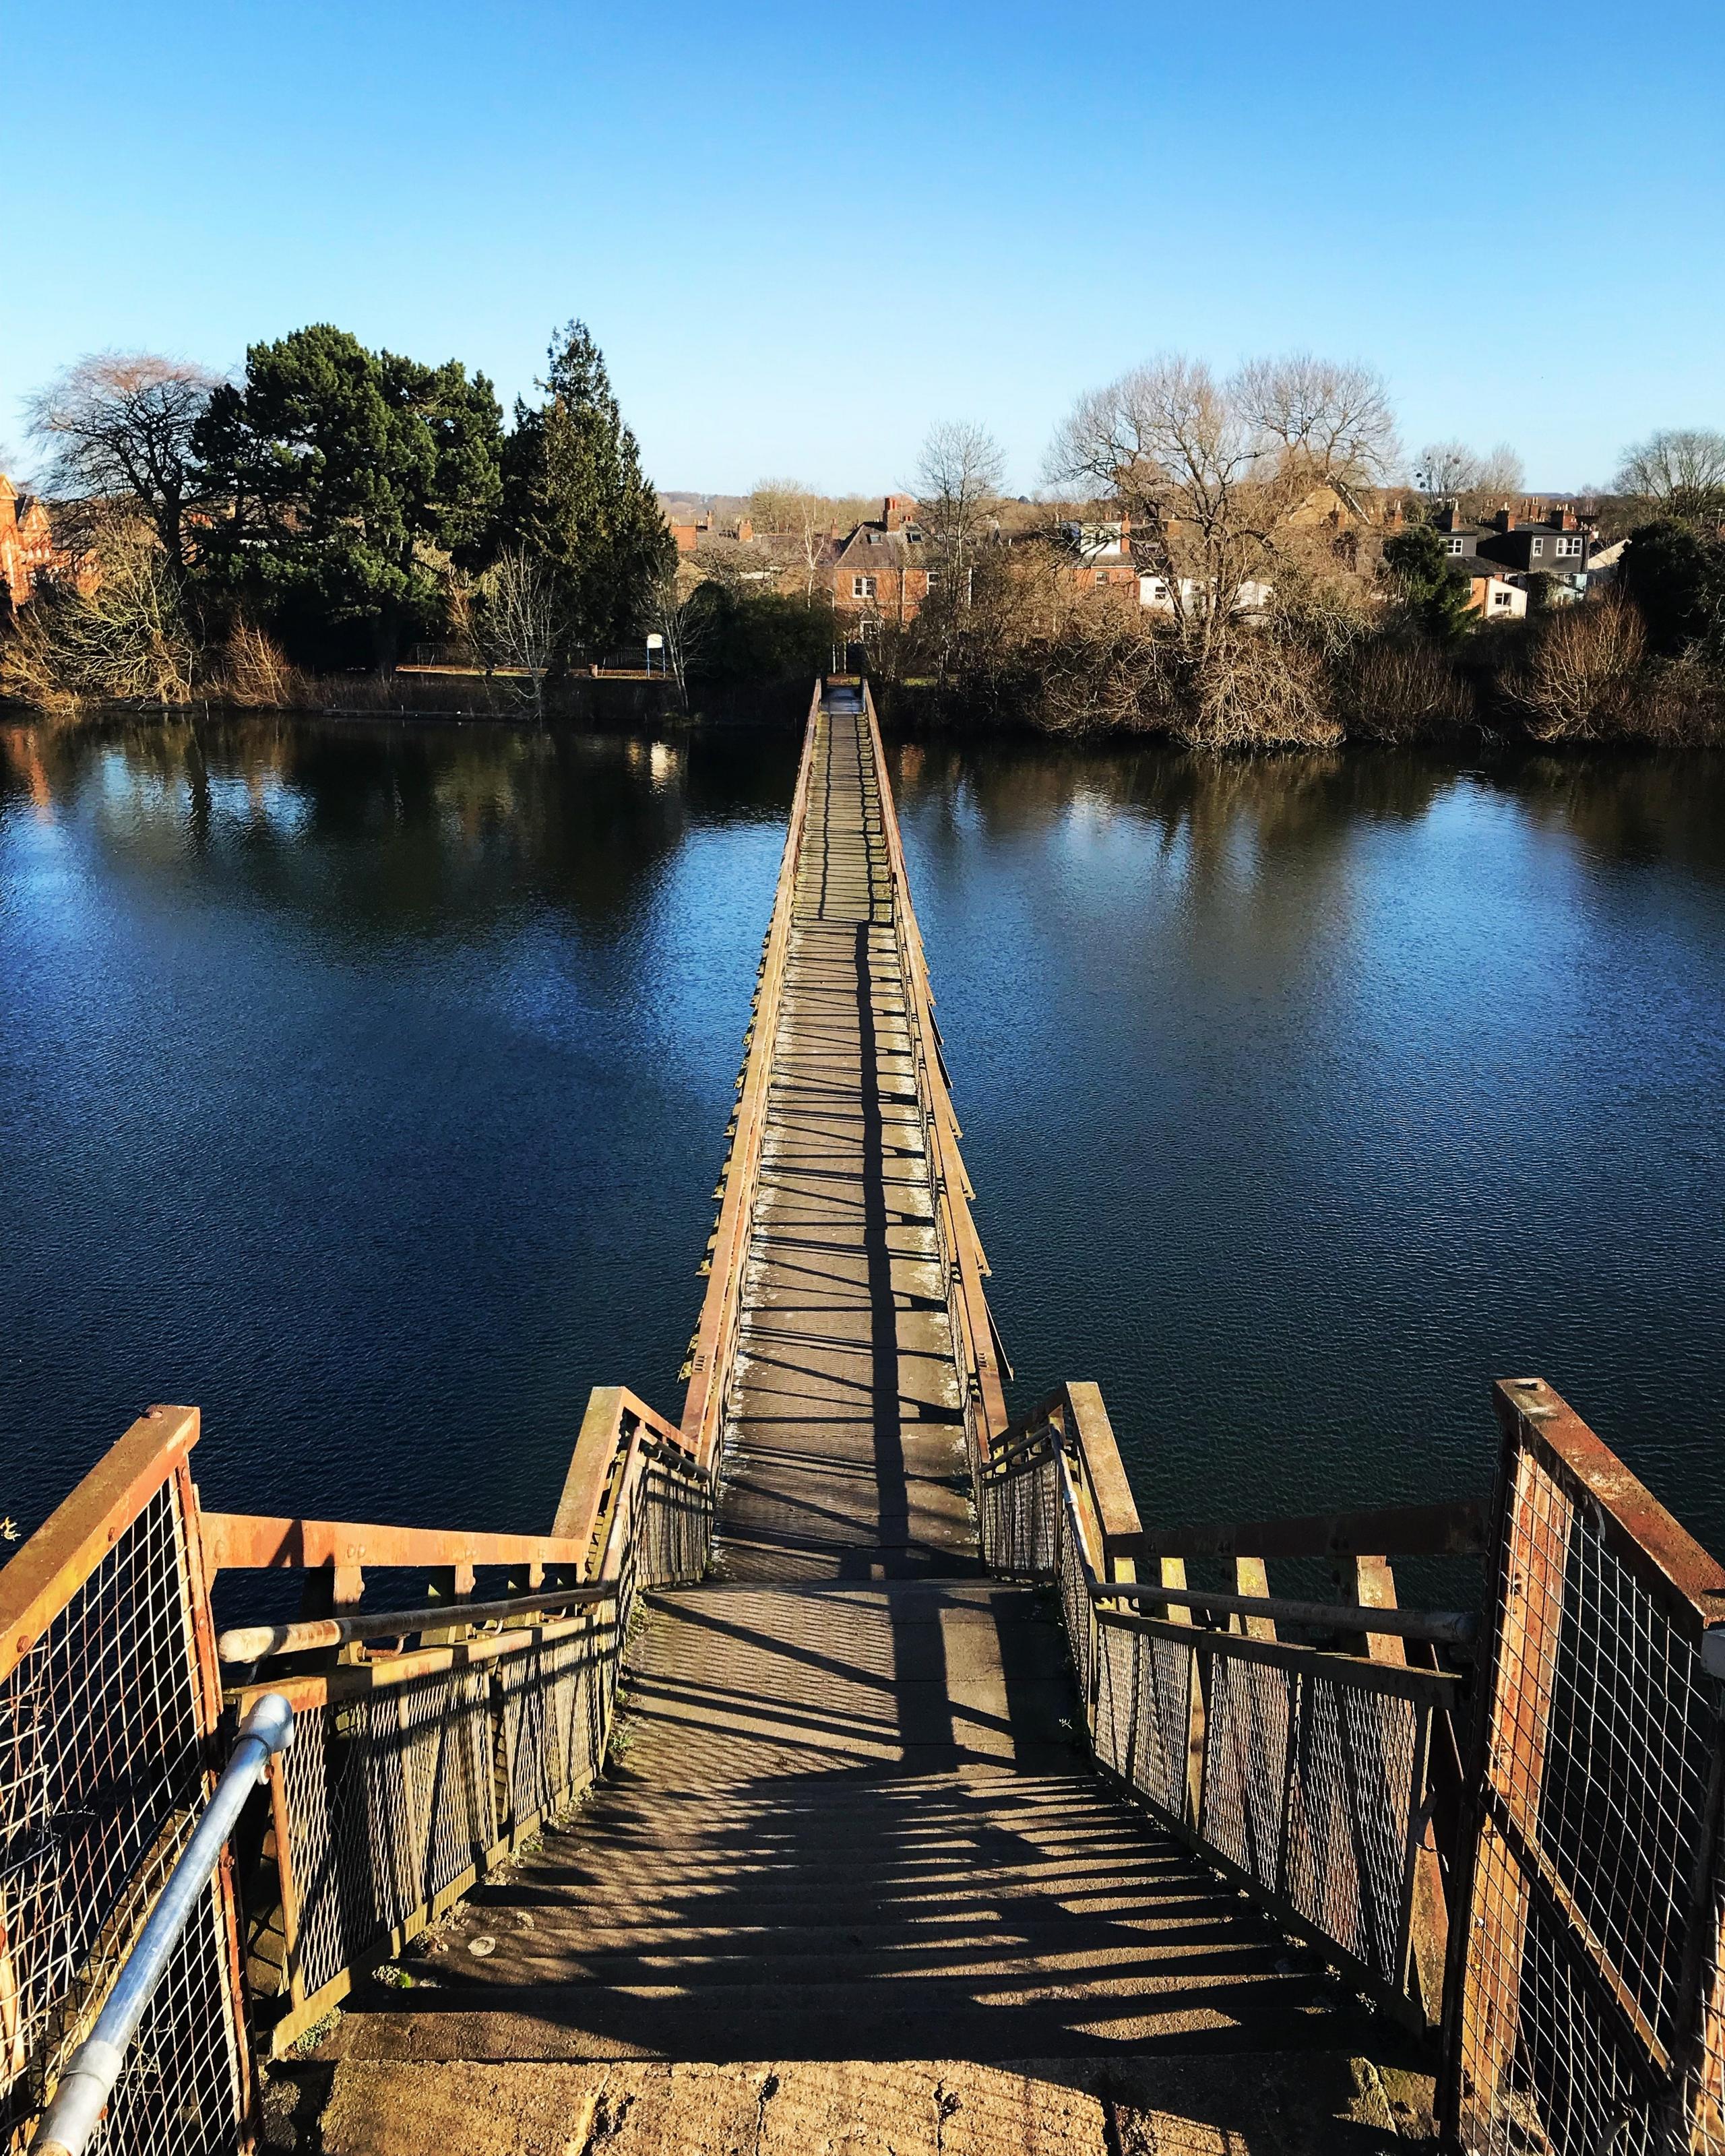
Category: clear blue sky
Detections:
[{"x1": 4, "y1": 1, "x2": 1721, "y2": 495}]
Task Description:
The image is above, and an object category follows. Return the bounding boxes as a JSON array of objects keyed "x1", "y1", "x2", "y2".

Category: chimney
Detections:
[
  {"x1": 1435, "y1": 502, "x2": 1461, "y2": 532},
  {"x1": 1549, "y1": 504, "x2": 1577, "y2": 532},
  {"x1": 883, "y1": 495, "x2": 916, "y2": 533},
  {"x1": 1494, "y1": 505, "x2": 1516, "y2": 534},
  {"x1": 735, "y1": 516, "x2": 754, "y2": 544}
]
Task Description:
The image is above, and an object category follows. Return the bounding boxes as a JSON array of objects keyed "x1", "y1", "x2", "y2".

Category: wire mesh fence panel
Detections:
[
  {"x1": 1281, "y1": 1672, "x2": 1422, "y2": 1988},
  {"x1": 978, "y1": 1452, "x2": 1056, "y2": 1577},
  {"x1": 92, "y1": 1876, "x2": 247, "y2": 2156},
  {"x1": 277, "y1": 1666, "x2": 496, "y2": 2004},
  {"x1": 497, "y1": 1620, "x2": 614, "y2": 1829},
  {"x1": 636, "y1": 1460, "x2": 713, "y2": 1589},
  {"x1": 1091, "y1": 1620, "x2": 1137, "y2": 1780},
  {"x1": 0, "y1": 1452, "x2": 249, "y2": 2156},
  {"x1": 1447, "y1": 1397, "x2": 1725, "y2": 2156},
  {"x1": 1132, "y1": 1630, "x2": 1198, "y2": 1826},
  {"x1": 1053, "y1": 1486, "x2": 1094, "y2": 1707},
  {"x1": 266, "y1": 1441, "x2": 713, "y2": 2030},
  {"x1": 1199, "y1": 1650, "x2": 1294, "y2": 1890}
]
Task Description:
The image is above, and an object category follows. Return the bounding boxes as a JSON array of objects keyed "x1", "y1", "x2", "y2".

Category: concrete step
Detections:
[
  {"x1": 295, "y1": 2054, "x2": 1436, "y2": 2156},
  {"x1": 327, "y1": 1971, "x2": 1385, "y2": 2065}
]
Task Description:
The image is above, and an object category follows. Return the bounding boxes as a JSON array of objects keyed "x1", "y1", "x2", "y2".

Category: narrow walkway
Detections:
[
  {"x1": 323, "y1": 694, "x2": 1410, "y2": 2143},
  {"x1": 718, "y1": 690, "x2": 974, "y2": 1581}
]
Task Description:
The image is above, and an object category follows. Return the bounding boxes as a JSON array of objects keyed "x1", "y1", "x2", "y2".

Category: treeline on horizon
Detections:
[{"x1": 3, "y1": 320, "x2": 1724, "y2": 749}]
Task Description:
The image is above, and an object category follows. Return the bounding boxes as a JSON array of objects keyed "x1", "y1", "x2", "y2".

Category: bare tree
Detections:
[
  {"x1": 749, "y1": 478, "x2": 833, "y2": 601},
  {"x1": 476, "y1": 547, "x2": 563, "y2": 720},
  {"x1": 26, "y1": 353, "x2": 221, "y2": 582},
  {"x1": 1413, "y1": 439, "x2": 1525, "y2": 514},
  {"x1": 1050, "y1": 352, "x2": 1389, "y2": 661},
  {"x1": 1614, "y1": 428, "x2": 1725, "y2": 526},
  {"x1": 1511, "y1": 596, "x2": 1647, "y2": 741},
  {"x1": 1234, "y1": 355, "x2": 1399, "y2": 488},
  {"x1": 913, "y1": 422, "x2": 1005, "y2": 656},
  {"x1": 2, "y1": 520, "x2": 195, "y2": 711},
  {"x1": 644, "y1": 565, "x2": 717, "y2": 714},
  {"x1": 1414, "y1": 441, "x2": 1482, "y2": 497}
]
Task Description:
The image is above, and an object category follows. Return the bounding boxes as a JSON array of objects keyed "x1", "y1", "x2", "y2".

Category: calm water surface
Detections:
[{"x1": 3, "y1": 716, "x2": 1722, "y2": 1562}]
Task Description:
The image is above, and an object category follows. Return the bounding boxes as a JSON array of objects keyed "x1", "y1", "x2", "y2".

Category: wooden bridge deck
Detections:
[
  {"x1": 716, "y1": 687, "x2": 975, "y2": 1581},
  {"x1": 319, "y1": 689, "x2": 1416, "y2": 2147}
]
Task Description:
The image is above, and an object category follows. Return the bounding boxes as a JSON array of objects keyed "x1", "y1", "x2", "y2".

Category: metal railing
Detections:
[
  {"x1": 0, "y1": 1408, "x2": 255, "y2": 2156},
  {"x1": 1441, "y1": 1378, "x2": 1725, "y2": 2156},
  {"x1": 28, "y1": 1699, "x2": 294, "y2": 2156},
  {"x1": 209, "y1": 1386, "x2": 712, "y2": 2054},
  {"x1": 974, "y1": 1382, "x2": 1469, "y2": 2028}
]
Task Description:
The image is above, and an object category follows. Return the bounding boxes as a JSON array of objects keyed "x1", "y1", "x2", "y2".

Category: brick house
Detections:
[
  {"x1": 831, "y1": 497, "x2": 936, "y2": 626},
  {"x1": 0, "y1": 476, "x2": 66, "y2": 610},
  {"x1": 1059, "y1": 517, "x2": 1140, "y2": 600}
]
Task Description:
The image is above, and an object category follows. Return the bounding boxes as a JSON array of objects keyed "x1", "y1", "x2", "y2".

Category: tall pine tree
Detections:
[{"x1": 500, "y1": 322, "x2": 672, "y2": 665}]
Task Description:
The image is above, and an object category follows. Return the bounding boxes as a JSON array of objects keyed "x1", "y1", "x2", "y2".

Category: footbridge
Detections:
[{"x1": 5, "y1": 681, "x2": 1725, "y2": 2155}]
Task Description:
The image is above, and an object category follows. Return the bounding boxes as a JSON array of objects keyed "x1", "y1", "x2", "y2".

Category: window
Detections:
[
  {"x1": 1095, "y1": 570, "x2": 1109, "y2": 586},
  {"x1": 1556, "y1": 535, "x2": 1582, "y2": 557},
  {"x1": 1447, "y1": 536, "x2": 1466, "y2": 554},
  {"x1": 1530, "y1": 537, "x2": 1544, "y2": 557},
  {"x1": 1493, "y1": 589, "x2": 1513, "y2": 608},
  {"x1": 852, "y1": 575, "x2": 876, "y2": 600}
]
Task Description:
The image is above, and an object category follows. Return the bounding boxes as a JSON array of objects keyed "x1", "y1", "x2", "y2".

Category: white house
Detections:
[{"x1": 1139, "y1": 574, "x2": 1274, "y2": 616}]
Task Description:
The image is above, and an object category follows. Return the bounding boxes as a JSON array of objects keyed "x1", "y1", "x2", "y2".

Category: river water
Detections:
[{"x1": 3, "y1": 715, "x2": 1722, "y2": 1564}]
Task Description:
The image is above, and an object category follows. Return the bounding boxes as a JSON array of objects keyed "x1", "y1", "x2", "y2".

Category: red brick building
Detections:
[
  {"x1": 0, "y1": 476, "x2": 65, "y2": 610},
  {"x1": 830, "y1": 496, "x2": 936, "y2": 625}
]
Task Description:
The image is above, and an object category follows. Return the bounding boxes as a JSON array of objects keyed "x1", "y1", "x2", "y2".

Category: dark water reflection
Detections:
[
  {"x1": 3, "y1": 716, "x2": 1722, "y2": 1564},
  {"x1": 888, "y1": 736, "x2": 1725, "y2": 1560},
  {"x1": 1, "y1": 714, "x2": 797, "y2": 1540}
]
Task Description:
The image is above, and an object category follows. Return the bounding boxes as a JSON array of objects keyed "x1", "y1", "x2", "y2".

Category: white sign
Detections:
[{"x1": 645, "y1": 634, "x2": 664, "y2": 650}]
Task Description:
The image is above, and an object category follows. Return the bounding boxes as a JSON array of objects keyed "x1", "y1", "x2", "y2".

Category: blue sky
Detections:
[{"x1": 3, "y1": 1, "x2": 1721, "y2": 495}]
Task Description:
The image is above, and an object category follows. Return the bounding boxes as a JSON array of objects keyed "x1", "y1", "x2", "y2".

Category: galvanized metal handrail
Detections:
[{"x1": 28, "y1": 1694, "x2": 294, "y2": 2156}]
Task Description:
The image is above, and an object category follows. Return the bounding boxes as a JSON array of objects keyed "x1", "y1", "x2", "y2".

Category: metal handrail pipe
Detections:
[
  {"x1": 28, "y1": 1693, "x2": 295, "y2": 2156},
  {"x1": 1088, "y1": 1581, "x2": 1477, "y2": 1647},
  {"x1": 218, "y1": 1585, "x2": 613, "y2": 1664}
]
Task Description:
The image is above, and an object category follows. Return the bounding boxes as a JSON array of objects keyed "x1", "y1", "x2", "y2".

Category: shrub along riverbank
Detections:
[{"x1": 863, "y1": 519, "x2": 1725, "y2": 751}]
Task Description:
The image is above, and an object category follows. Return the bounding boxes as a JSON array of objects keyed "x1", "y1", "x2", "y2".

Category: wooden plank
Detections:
[
  {"x1": 0, "y1": 1405, "x2": 201, "y2": 1680},
  {"x1": 218, "y1": 1583, "x2": 612, "y2": 1663},
  {"x1": 200, "y1": 1511, "x2": 589, "y2": 1577},
  {"x1": 1496, "y1": 1378, "x2": 1725, "y2": 1634},
  {"x1": 1452, "y1": 1415, "x2": 1573, "y2": 2132},
  {"x1": 1093, "y1": 1579, "x2": 1475, "y2": 1645},
  {"x1": 1064, "y1": 1383, "x2": 1142, "y2": 1574},
  {"x1": 227, "y1": 1606, "x2": 616, "y2": 1712}
]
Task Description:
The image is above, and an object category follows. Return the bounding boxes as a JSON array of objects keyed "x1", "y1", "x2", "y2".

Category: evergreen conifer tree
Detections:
[
  {"x1": 500, "y1": 322, "x2": 673, "y2": 666},
  {"x1": 1383, "y1": 524, "x2": 1476, "y2": 644}
]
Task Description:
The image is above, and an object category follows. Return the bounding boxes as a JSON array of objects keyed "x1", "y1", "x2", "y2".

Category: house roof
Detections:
[{"x1": 833, "y1": 522, "x2": 924, "y2": 565}]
